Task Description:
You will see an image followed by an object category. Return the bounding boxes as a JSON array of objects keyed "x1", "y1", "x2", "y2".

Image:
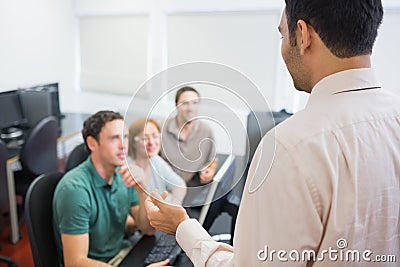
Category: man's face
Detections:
[
  {"x1": 279, "y1": 9, "x2": 309, "y2": 92},
  {"x1": 95, "y1": 119, "x2": 128, "y2": 167},
  {"x1": 176, "y1": 91, "x2": 200, "y2": 124}
]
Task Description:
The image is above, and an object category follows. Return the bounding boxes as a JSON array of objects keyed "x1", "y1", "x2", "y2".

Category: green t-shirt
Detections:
[{"x1": 53, "y1": 156, "x2": 139, "y2": 265}]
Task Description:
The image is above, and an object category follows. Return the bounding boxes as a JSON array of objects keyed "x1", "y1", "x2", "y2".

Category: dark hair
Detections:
[
  {"x1": 82, "y1": 110, "x2": 123, "y2": 151},
  {"x1": 285, "y1": 0, "x2": 383, "y2": 58},
  {"x1": 175, "y1": 86, "x2": 200, "y2": 105}
]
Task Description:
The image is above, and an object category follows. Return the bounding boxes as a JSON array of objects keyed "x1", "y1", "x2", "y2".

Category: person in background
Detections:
[
  {"x1": 128, "y1": 118, "x2": 186, "y2": 205},
  {"x1": 160, "y1": 86, "x2": 218, "y2": 183},
  {"x1": 53, "y1": 111, "x2": 169, "y2": 267},
  {"x1": 145, "y1": 0, "x2": 400, "y2": 266}
]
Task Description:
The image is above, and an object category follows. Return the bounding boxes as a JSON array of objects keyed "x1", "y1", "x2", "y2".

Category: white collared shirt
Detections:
[{"x1": 176, "y1": 68, "x2": 400, "y2": 266}]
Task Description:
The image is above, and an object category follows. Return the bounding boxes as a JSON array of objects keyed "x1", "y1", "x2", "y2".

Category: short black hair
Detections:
[
  {"x1": 82, "y1": 110, "x2": 123, "y2": 151},
  {"x1": 175, "y1": 86, "x2": 200, "y2": 105},
  {"x1": 285, "y1": 0, "x2": 383, "y2": 58}
]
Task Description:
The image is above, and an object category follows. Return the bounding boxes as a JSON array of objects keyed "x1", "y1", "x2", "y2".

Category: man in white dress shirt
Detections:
[{"x1": 145, "y1": 0, "x2": 400, "y2": 266}]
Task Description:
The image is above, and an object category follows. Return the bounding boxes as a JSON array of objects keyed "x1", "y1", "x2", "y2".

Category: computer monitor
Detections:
[
  {"x1": 19, "y1": 83, "x2": 62, "y2": 128},
  {"x1": 0, "y1": 90, "x2": 28, "y2": 130},
  {"x1": 246, "y1": 109, "x2": 292, "y2": 164}
]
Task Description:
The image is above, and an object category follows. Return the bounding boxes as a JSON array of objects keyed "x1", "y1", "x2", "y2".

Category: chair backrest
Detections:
[
  {"x1": 246, "y1": 109, "x2": 292, "y2": 165},
  {"x1": 0, "y1": 141, "x2": 8, "y2": 223},
  {"x1": 25, "y1": 171, "x2": 64, "y2": 267},
  {"x1": 64, "y1": 143, "x2": 89, "y2": 172},
  {"x1": 20, "y1": 116, "x2": 59, "y2": 175}
]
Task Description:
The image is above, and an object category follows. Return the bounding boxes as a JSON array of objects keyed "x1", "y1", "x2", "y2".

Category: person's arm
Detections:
[
  {"x1": 153, "y1": 156, "x2": 187, "y2": 205},
  {"x1": 55, "y1": 184, "x2": 111, "y2": 267},
  {"x1": 62, "y1": 233, "x2": 111, "y2": 267},
  {"x1": 177, "y1": 219, "x2": 234, "y2": 267},
  {"x1": 168, "y1": 186, "x2": 187, "y2": 205},
  {"x1": 120, "y1": 164, "x2": 155, "y2": 235},
  {"x1": 125, "y1": 214, "x2": 136, "y2": 235},
  {"x1": 130, "y1": 190, "x2": 154, "y2": 236},
  {"x1": 145, "y1": 192, "x2": 234, "y2": 267}
]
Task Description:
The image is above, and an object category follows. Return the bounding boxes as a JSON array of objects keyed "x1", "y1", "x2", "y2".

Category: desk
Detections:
[
  {"x1": 5, "y1": 113, "x2": 89, "y2": 244},
  {"x1": 119, "y1": 234, "x2": 193, "y2": 267}
]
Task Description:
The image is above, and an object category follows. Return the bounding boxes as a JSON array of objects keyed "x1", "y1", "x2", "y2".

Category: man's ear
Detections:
[
  {"x1": 296, "y1": 19, "x2": 311, "y2": 55},
  {"x1": 86, "y1": 136, "x2": 98, "y2": 152}
]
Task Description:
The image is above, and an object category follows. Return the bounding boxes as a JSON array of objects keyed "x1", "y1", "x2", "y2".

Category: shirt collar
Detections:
[
  {"x1": 306, "y1": 68, "x2": 381, "y2": 108},
  {"x1": 85, "y1": 156, "x2": 119, "y2": 188}
]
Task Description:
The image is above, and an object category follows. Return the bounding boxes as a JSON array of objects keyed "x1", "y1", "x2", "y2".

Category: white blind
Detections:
[
  {"x1": 167, "y1": 12, "x2": 281, "y2": 110},
  {"x1": 373, "y1": 10, "x2": 400, "y2": 95},
  {"x1": 79, "y1": 15, "x2": 148, "y2": 96}
]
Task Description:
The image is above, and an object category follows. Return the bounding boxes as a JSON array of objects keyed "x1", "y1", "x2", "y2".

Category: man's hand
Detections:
[
  {"x1": 145, "y1": 191, "x2": 189, "y2": 235},
  {"x1": 120, "y1": 164, "x2": 145, "y2": 191},
  {"x1": 199, "y1": 161, "x2": 218, "y2": 185}
]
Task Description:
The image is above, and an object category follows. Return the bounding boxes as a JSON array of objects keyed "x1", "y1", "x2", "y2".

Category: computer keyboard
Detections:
[{"x1": 143, "y1": 232, "x2": 181, "y2": 265}]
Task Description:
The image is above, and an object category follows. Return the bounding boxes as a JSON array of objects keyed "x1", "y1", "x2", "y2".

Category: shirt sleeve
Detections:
[
  {"x1": 55, "y1": 185, "x2": 91, "y2": 234},
  {"x1": 153, "y1": 156, "x2": 186, "y2": 191},
  {"x1": 176, "y1": 219, "x2": 234, "y2": 267}
]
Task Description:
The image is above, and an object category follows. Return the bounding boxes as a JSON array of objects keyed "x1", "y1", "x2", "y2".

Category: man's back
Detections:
[{"x1": 235, "y1": 69, "x2": 400, "y2": 266}]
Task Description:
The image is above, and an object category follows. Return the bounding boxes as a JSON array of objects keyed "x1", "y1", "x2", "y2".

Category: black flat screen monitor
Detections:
[
  {"x1": 0, "y1": 91, "x2": 28, "y2": 129},
  {"x1": 246, "y1": 109, "x2": 292, "y2": 164},
  {"x1": 19, "y1": 83, "x2": 62, "y2": 128}
]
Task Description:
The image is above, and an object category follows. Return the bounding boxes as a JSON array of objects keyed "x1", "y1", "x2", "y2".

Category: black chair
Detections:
[
  {"x1": 25, "y1": 172, "x2": 64, "y2": 267},
  {"x1": 64, "y1": 143, "x2": 89, "y2": 172},
  {"x1": 0, "y1": 140, "x2": 18, "y2": 267},
  {"x1": 233, "y1": 109, "x2": 293, "y2": 200},
  {"x1": 14, "y1": 116, "x2": 59, "y2": 203},
  {"x1": 246, "y1": 109, "x2": 292, "y2": 165},
  {"x1": 0, "y1": 241, "x2": 18, "y2": 266},
  {"x1": 13, "y1": 116, "x2": 58, "y2": 240}
]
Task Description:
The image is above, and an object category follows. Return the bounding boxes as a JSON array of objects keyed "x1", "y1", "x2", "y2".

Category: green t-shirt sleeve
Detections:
[{"x1": 55, "y1": 185, "x2": 91, "y2": 235}]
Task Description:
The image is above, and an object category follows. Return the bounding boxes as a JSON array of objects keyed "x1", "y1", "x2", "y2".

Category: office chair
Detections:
[
  {"x1": 0, "y1": 141, "x2": 19, "y2": 267},
  {"x1": 25, "y1": 172, "x2": 64, "y2": 267},
  {"x1": 246, "y1": 109, "x2": 292, "y2": 165},
  {"x1": 14, "y1": 116, "x2": 59, "y2": 205},
  {"x1": 64, "y1": 143, "x2": 89, "y2": 172},
  {"x1": 233, "y1": 109, "x2": 293, "y2": 200}
]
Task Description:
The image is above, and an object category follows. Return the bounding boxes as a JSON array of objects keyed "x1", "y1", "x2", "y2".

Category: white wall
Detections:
[
  {"x1": 372, "y1": 8, "x2": 400, "y2": 93},
  {"x1": 2, "y1": 0, "x2": 399, "y2": 114},
  {"x1": 0, "y1": 0, "x2": 76, "y2": 113},
  {"x1": 1, "y1": 0, "x2": 400, "y2": 155}
]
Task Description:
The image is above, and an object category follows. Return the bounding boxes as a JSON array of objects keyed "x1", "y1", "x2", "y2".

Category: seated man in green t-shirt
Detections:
[{"x1": 53, "y1": 110, "x2": 169, "y2": 267}]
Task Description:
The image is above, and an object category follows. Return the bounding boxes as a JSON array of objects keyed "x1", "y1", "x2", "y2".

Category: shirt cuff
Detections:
[{"x1": 176, "y1": 219, "x2": 213, "y2": 253}]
